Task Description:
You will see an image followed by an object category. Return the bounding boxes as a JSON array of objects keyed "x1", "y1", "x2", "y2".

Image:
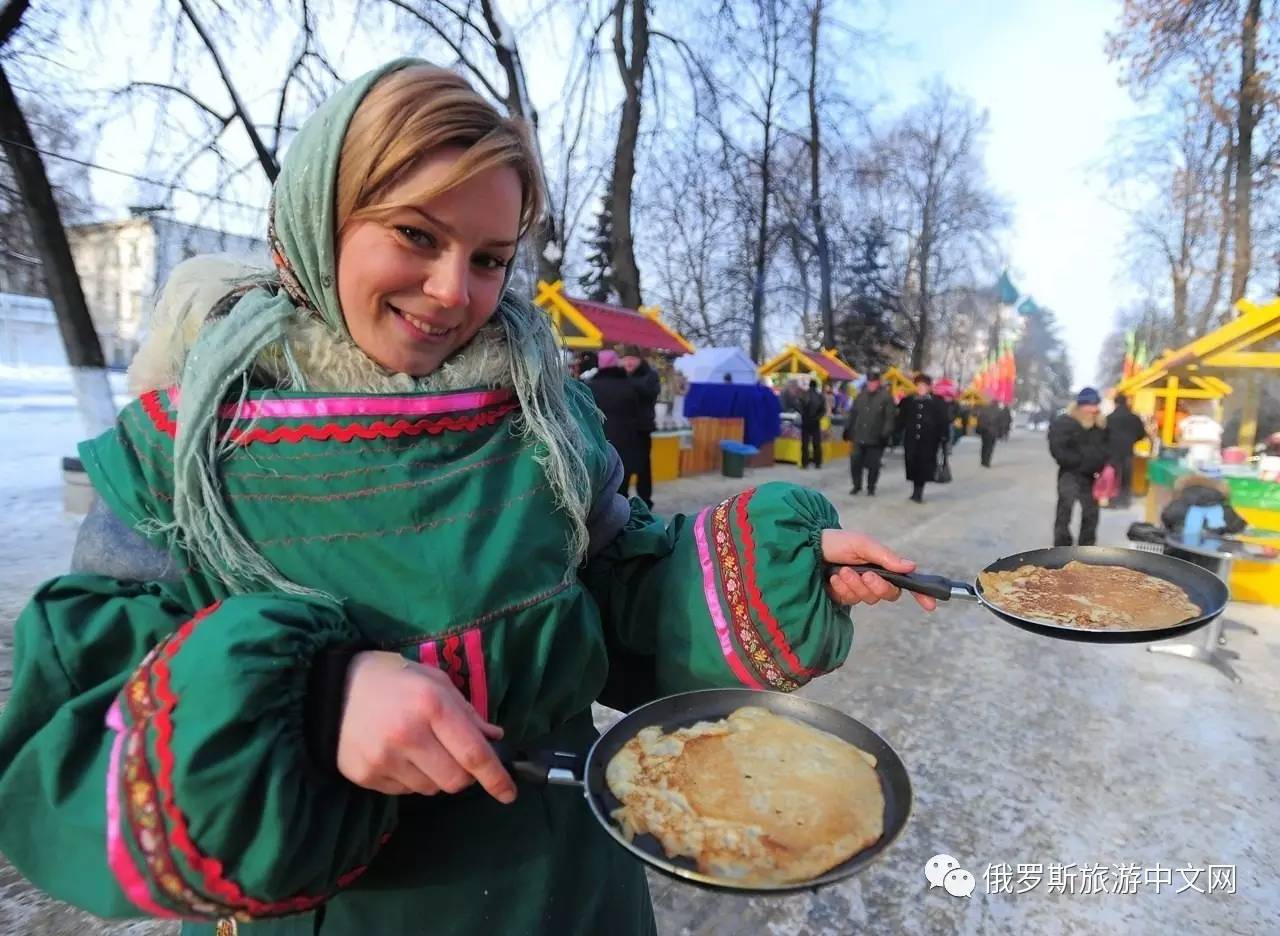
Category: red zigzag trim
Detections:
[
  {"x1": 138, "y1": 603, "x2": 388, "y2": 916},
  {"x1": 140, "y1": 389, "x2": 518, "y2": 446}
]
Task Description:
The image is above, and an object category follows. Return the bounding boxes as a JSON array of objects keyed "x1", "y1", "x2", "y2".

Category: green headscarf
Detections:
[{"x1": 169, "y1": 60, "x2": 591, "y2": 596}]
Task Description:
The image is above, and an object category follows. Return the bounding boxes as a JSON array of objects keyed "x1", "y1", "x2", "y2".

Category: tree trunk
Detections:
[
  {"x1": 910, "y1": 245, "x2": 929, "y2": 371},
  {"x1": 1171, "y1": 264, "x2": 1189, "y2": 341},
  {"x1": 749, "y1": 85, "x2": 776, "y2": 363},
  {"x1": 1197, "y1": 137, "x2": 1233, "y2": 334},
  {"x1": 1231, "y1": 0, "x2": 1261, "y2": 305},
  {"x1": 807, "y1": 0, "x2": 834, "y2": 348},
  {"x1": 0, "y1": 60, "x2": 116, "y2": 435},
  {"x1": 478, "y1": 0, "x2": 562, "y2": 284},
  {"x1": 610, "y1": 0, "x2": 649, "y2": 310}
]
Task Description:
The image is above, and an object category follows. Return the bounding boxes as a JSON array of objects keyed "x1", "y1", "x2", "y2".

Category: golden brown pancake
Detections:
[
  {"x1": 604, "y1": 706, "x2": 885, "y2": 886},
  {"x1": 977, "y1": 560, "x2": 1201, "y2": 630}
]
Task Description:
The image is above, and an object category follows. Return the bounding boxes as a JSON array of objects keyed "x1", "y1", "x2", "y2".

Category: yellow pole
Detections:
[{"x1": 1162, "y1": 376, "x2": 1179, "y2": 446}]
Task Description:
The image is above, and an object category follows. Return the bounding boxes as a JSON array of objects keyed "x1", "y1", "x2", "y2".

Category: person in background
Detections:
[
  {"x1": 799, "y1": 378, "x2": 828, "y2": 469},
  {"x1": 843, "y1": 370, "x2": 896, "y2": 496},
  {"x1": 898, "y1": 374, "x2": 949, "y2": 503},
  {"x1": 588, "y1": 350, "x2": 644, "y2": 501},
  {"x1": 976, "y1": 398, "x2": 1001, "y2": 468},
  {"x1": 723, "y1": 372, "x2": 733, "y2": 383},
  {"x1": 1048, "y1": 387, "x2": 1109, "y2": 545},
  {"x1": 1105, "y1": 395, "x2": 1147, "y2": 508},
  {"x1": 950, "y1": 398, "x2": 966, "y2": 447},
  {"x1": 621, "y1": 347, "x2": 660, "y2": 509},
  {"x1": 997, "y1": 405, "x2": 1012, "y2": 441}
]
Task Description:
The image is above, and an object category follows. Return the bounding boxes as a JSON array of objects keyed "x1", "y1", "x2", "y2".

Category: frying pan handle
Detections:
[
  {"x1": 827, "y1": 563, "x2": 976, "y2": 602},
  {"x1": 492, "y1": 742, "x2": 585, "y2": 787}
]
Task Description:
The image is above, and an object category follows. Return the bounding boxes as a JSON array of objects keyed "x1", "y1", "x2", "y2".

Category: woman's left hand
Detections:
[{"x1": 820, "y1": 529, "x2": 938, "y2": 611}]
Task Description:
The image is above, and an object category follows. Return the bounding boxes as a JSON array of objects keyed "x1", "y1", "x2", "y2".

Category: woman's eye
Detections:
[
  {"x1": 396, "y1": 226, "x2": 436, "y2": 248},
  {"x1": 475, "y1": 254, "x2": 512, "y2": 272}
]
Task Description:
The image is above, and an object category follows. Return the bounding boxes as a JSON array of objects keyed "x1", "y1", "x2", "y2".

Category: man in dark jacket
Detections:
[
  {"x1": 799, "y1": 379, "x2": 828, "y2": 468},
  {"x1": 842, "y1": 371, "x2": 896, "y2": 495},
  {"x1": 588, "y1": 350, "x2": 645, "y2": 502},
  {"x1": 898, "y1": 374, "x2": 949, "y2": 503},
  {"x1": 621, "y1": 348, "x2": 661, "y2": 508},
  {"x1": 1048, "y1": 387, "x2": 1109, "y2": 546},
  {"x1": 1106, "y1": 395, "x2": 1147, "y2": 508},
  {"x1": 976, "y1": 400, "x2": 1002, "y2": 468}
]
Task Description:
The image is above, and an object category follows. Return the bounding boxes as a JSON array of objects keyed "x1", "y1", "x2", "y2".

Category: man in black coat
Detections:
[
  {"x1": 898, "y1": 374, "x2": 949, "y2": 503},
  {"x1": 1048, "y1": 387, "x2": 1109, "y2": 546},
  {"x1": 976, "y1": 400, "x2": 1001, "y2": 468},
  {"x1": 798, "y1": 379, "x2": 828, "y2": 469},
  {"x1": 1106, "y1": 395, "x2": 1147, "y2": 508},
  {"x1": 621, "y1": 348, "x2": 661, "y2": 509},
  {"x1": 842, "y1": 371, "x2": 896, "y2": 495},
  {"x1": 588, "y1": 350, "x2": 645, "y2": 501}
]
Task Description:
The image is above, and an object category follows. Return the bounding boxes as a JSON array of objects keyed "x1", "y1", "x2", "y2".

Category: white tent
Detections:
[{"x1": 674, "y1": 347, "x2": 758, "y2": 385}]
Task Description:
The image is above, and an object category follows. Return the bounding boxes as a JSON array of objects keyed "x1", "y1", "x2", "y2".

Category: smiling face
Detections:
[{"x1": 335, "y1": 146, "x2": 522, "y2": 377}]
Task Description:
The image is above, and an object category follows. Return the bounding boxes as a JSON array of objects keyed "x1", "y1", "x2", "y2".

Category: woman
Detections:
[
  {"x1": 0, "y1": 62, "x2": 933, "y2": 936},
  {"x1": 898, "y1": 373, "x2": 949, "y2": 503}
]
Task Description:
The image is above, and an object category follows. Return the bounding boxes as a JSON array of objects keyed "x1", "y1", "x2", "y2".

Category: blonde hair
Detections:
[{"x1": 336, "y1": 66, "x2": 545, "y2": 236}]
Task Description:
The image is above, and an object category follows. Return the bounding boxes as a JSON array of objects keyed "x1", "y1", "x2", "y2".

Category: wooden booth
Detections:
[
  {"x1": 536, "y1": 280, "x2": 693, "y2": 484},
  {"x1": 758, "y1": 344, "x2": 859, "y2": 465}
]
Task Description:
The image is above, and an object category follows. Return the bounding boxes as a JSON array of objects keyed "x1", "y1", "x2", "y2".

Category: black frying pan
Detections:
[
  {"x1": 499, "y1": 688, "x2": 912, "y2": 893},
  {"x1": 843, "y1": 545, "x2": 1229, "y2": 644}
]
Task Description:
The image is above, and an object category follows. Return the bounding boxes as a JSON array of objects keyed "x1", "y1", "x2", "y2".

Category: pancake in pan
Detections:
[
  {"x1": 977, "y1": 560, "x2": 1201, "y2": 630},
  {"x1": 604, "y1": 706, "x2": 885, "y2": 886}
]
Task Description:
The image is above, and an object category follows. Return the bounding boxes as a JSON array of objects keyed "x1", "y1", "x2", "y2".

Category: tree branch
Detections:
[
  {"x1": 176, "y1": 0, "x2": 279, "y2": 182},
  {"x1": 127, "y1": 80, "x2": 229, "y2": 125},
  {"x1": 383, "y1": 0, "x2": 505, "y2": 102},
  {"x1": 0, "y1": 0, "x2": 30, "y2": 48}
]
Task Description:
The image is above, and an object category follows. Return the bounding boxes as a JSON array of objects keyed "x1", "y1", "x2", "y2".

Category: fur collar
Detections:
[{"x1": 128, "y1": 256, "x2": 514, "y2": 395}]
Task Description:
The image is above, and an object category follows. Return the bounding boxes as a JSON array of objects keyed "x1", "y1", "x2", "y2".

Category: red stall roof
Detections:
[
  {"x1": 806, "y1": 349, "x2": 857, "y2": 381},
  {"x1": 567, "y1": 298, "x2": 693, "y2": 355}
]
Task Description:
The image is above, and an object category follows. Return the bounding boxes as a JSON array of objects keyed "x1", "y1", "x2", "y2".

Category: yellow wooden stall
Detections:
[
  {"x1": 1112, "y1": 298, "x2": 1280, "y2": 605},
  {"x1": 759, "y1": 345, "x2": 859, "y2": 464}
]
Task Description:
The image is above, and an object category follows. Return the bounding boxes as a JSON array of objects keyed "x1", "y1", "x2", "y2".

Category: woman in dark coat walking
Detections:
[
  {"x1": 588, "y1": 350, "x2": 643, "y2": 496},
  {"x1": 898, "y1": 373, "x2": 949, "y2": 503}
]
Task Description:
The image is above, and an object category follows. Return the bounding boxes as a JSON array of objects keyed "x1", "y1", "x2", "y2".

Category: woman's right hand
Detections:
[{"x1": 336, "y1": 650, "x2": 516, "y2": 804}]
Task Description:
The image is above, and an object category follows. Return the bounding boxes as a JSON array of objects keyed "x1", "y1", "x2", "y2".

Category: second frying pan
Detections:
[
  {"x1": 499, "y1": 688, "x2": 912, "y2": 893},
  {"x1": 845, "y1": 545, "x2": 1229, "y2": 644}
]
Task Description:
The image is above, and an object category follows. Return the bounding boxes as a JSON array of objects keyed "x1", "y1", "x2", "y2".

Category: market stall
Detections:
[
  {"x1": 1112, "y1": 297, "x2": 1278, "y2": 496},
  {"x1": 757, "y1": 344, "x2": 858, "y2": 464},
  {"x1": 535, "y1": 279, "x2": 694, "y2": 484},
  {"x1": 1111, "y1": 298, "x2": 1280, "y2": 605}
]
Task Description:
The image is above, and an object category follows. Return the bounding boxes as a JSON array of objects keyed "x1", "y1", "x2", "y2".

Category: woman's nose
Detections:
[{"x1": 424, "y1": 252, "x2": 470, "y2": 310}]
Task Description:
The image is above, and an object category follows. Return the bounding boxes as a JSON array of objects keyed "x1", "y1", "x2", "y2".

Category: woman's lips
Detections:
[{"x1": 388, "y1": 302, "x2": 454, "y2": 344}]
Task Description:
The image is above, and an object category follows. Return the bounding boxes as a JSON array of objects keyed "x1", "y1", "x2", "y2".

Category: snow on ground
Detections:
[{"x1": 1, "y1": 367, "x2": 1277, "y2": 935}]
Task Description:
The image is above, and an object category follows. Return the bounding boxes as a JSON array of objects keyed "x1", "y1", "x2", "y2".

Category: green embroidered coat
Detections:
[{"x1": 0, "y1": 378, "x2": 853, "y2": 936}]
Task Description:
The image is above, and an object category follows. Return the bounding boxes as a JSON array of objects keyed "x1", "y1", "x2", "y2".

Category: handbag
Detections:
[
  {"x1": 933, "y1": 446, "x2": 952, "y2": 484},
  {"x1": 1093, "y1": 463, "x2": 1119, "y2": 502}
]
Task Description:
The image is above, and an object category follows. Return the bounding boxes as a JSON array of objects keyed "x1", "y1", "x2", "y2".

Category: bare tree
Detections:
[
  {"x1": 1, "y1": 0, "x2": 115, "y2": 434},
  {"x1": 607, "y1": 0, "x2": 650, "y2": 309},
  {"x1": 805, "y1": 0, "x2": 834, "y2": 348},
  {"x1": 1111, "y1": 89, "x2": 1232, "y2": 344},
  {"x1": 862, "y1": 82, "x2": 1006, "y2": 370},
  {"x1": 1108, "y1": 0, "x2": 1274, "y2": 303}
]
